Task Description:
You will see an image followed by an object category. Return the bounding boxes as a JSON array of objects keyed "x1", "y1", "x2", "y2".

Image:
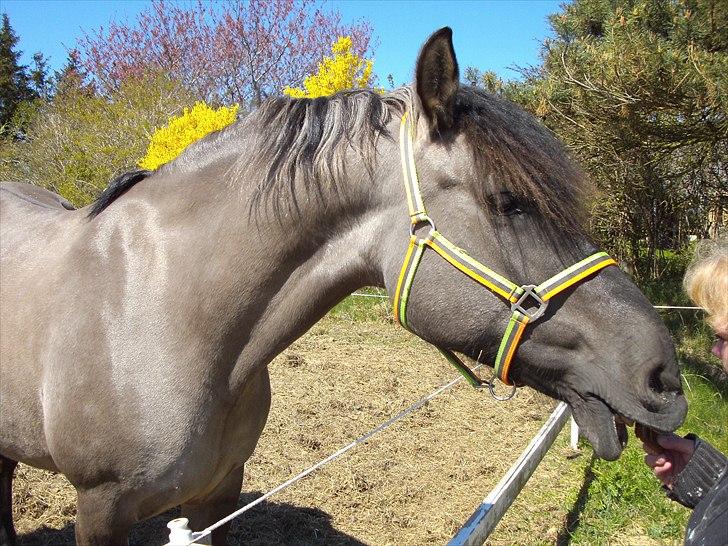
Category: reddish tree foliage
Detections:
[{"x1": 78, "y1": 0, "x2": 374, "y2": 106}]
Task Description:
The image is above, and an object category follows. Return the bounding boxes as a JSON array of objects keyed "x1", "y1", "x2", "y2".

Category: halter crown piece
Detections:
[{"x1": 393, "y1": 112, "x2": 617, "y2": 394}]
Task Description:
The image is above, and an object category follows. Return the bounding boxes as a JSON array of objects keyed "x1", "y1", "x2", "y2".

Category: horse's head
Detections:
[{"x1": 380, "y1": 28, "x2": 687, "y2": 460}]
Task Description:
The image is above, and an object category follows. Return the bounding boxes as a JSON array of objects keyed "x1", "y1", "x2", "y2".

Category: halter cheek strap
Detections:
[{"x1": 393, "y1": 112, "x2": 616, "y2": 389}]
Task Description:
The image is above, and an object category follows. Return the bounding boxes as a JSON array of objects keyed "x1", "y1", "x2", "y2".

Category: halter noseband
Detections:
[{"x1": 393, "y1": 112, "x2": 616, "y2": 393}]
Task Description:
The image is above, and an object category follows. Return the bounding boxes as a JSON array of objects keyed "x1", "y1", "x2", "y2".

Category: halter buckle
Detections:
[{"x1": 511, "y1": 285, "x2": 548, "y2": 322}]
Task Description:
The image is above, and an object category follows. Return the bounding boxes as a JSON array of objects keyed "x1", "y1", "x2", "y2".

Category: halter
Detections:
[{"x1": 393, "y1": 112, "x2": 616, "y2": 395}]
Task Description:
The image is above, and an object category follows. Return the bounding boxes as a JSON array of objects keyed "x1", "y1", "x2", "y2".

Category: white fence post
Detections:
[{"x1": 570, "y1": 416, "x2": 579, "y2": 450}]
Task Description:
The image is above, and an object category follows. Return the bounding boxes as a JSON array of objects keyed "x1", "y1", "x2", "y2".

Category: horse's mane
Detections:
[
  {"x1": 88, "y1": 86, "x2": 590, "y2": 231},
  {"x1": 88, "y1": 170, "x2": 151, "y2": 218},
  {"x1": 237, "y1": 88, "x2": 411, "y2": 213}
]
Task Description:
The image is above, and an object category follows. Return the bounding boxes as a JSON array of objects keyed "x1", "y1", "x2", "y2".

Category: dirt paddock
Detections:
[{"x1": 12, "y1": 315, "x2": 568, "y2": 545}]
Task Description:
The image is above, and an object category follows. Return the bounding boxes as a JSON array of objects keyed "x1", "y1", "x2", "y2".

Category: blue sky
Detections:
[{"x1": 3, "y1": 0, "x2": 562, "y2": 85}]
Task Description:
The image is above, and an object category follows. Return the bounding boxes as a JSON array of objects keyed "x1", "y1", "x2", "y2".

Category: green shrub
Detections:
[{"x1": 1, "y1": 73, "x2": 194, "y2": 207}]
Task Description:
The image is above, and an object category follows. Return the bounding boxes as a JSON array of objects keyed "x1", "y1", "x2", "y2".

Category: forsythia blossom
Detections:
[
  {"x1": 283, "y1": 36, "x2": 375, "y2": 98},
  {"x1": 139, "y1": 102, "x2": 239, "y2": 170}
]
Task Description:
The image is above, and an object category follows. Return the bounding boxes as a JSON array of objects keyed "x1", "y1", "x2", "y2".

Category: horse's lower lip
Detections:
[{"x1": 570, "y1": 395, "x2": 626, "y2": 460}]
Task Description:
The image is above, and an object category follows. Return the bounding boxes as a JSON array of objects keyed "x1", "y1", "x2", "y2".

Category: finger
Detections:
[
  {"x1": 654, "y1": 460, "x2": 673, "y2": 475},
  {"x1": 644, "y1": 454, "x2": 664, "y2": 467}
]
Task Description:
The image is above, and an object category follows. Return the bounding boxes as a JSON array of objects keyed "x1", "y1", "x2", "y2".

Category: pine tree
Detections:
[
  {"x1": 0, "y1": 13, "x2": 33, "y2": 129},
  {"x1": 520, "y1": 0, "x2": 728, "y2": 278},
  {"x1": 53, "y1": 49, "x2": 91, "y2": 98},
  {"x1": 29, "y1": 52, "x2": 49, "y2": 99}
]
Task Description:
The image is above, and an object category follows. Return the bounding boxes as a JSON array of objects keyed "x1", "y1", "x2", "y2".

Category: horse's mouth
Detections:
[{"x1": 569, "y1": 395, "x2": 663, "y2": 460}]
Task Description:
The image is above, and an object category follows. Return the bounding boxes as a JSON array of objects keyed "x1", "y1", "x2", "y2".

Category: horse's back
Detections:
[
  {"x1": 0, "y1": 182, "x2": 79, "y2": 248},
  {"x1": 1, "y1": 182, "x2": 76, "y2": 211}
]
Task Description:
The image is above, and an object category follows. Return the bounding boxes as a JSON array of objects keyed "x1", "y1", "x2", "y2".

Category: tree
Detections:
[
  {"x1": 52, "y1": 49, "x2": 93, "y2": 98},
  {"x1": 0, "y1": 73, "x2": 195, "y2": 206},
  {"x1": 0, "y1": 13, "x2": 34, "y2": 130},
  {"x1": 77, "y1": 0, "x2": 375, "y2": 107},
  {"x1": 283, "y1": 36, "x2": 376, "y2": 98},
  {"x1": 514, "y1": 0, "x2": 728, "y2": 279},
  {"x1": 29, "y1": 52, "x2": 50, "y2": 100}
]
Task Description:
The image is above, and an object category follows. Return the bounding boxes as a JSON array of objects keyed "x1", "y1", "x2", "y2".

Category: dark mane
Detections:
[
  {"x1": 87, "y1": 169, "x2": 151, "y2": 218},
  {"x1": 242, "y1": 86, "x2": 590, "y2": 228},
  {"x1": 240, "y1": 89, "x2": 407, "y2": 212}
]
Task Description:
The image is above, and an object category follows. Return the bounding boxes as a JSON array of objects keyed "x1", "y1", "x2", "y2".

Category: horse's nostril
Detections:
[
  {"x1": 648, "y1": 360, "x2": 683, "y2": 392},
  {"x1": 645, "y1": 365, "x2": 683, "y2": 412},
  {"x1": 648, "y1": 367, "x2": 664, "y2": 394}
]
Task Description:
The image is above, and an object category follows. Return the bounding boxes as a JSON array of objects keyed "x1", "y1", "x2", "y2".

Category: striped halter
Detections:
[{"x1": 393, "y1": 112, "x2": 616, "y2": 395}]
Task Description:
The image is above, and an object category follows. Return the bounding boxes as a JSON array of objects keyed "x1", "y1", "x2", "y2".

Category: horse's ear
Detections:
[{"x1": 415, "y1": 27, "x2": 460, "y2": 135}]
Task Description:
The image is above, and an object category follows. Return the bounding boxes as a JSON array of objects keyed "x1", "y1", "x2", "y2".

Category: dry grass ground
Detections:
[{"x1": 13, "y1": 316, "x2": 594, "y2": 545}]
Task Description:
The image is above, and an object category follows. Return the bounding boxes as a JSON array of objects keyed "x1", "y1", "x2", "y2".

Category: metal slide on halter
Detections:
[{"x1": 392, "y1": 112, "x2": 617, "y2": 395}]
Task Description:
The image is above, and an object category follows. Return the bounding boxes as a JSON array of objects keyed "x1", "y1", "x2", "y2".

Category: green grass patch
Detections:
[
  {"x1": 329, "y1": 287, "x2": 392, "y2": 322},
  {"x1": 566, "y1": 437, "x2": 690, "y2": 543}
]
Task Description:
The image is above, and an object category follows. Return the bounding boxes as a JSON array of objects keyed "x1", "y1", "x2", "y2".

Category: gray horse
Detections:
[{"x1": 0, "y1": 28, "x2": 686, "y2": 545}]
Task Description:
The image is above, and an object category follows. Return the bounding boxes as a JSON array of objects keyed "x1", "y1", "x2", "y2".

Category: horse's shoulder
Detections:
[{"x1": 0, "y1": 182, "x2": 76, "y2": 211}]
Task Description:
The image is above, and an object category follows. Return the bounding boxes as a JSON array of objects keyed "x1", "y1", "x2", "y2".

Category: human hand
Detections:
[{"x1": 639, "y1": 431, "x2": 695, "y2": 488}]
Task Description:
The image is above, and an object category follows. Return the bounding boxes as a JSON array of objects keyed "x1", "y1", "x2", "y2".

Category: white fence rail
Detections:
[{"x1": 449, "y1": 402, "x2": 572, "y2": 545}]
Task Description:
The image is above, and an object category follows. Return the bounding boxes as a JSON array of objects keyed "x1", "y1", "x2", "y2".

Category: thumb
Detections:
[{"x1": 656, "y1": 434, "x2": 695, "y2": 454}]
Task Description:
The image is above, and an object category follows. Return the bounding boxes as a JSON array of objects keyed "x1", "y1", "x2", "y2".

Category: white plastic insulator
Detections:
[
  {"x1": 570, "y1": 416, "x2": 580, "y2": 450},
  {"x1": 167, "y1": 517, "x2": 194, "y2": 545}
]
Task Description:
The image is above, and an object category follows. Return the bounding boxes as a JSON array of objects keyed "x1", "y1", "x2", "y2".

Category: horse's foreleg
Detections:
[
  {"x1": 0, "y1": 455, "x2": 18, "y2": 546},
  {"x1": 74, "y1": 486, "x2": 133, "y2": 546},
  {"x1": 181, "y1": 466, "x2": 245, "y2": 546}
]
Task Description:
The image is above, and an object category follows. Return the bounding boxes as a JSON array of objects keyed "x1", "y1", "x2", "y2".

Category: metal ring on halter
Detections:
[
  {"x1": 487, "y1": 369, "x2": 518, "y2": 401},
  {"x1": 409, "y1": 215, "x2": 437, "y2": 243}
]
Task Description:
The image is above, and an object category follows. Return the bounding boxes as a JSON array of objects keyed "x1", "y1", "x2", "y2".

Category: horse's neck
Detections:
[{"x1": 131, "y1": 148, "x2": 394, "y2": 379}]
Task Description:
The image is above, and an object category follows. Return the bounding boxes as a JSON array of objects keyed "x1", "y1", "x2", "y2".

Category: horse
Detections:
[{"x1": 0, "y1": 28, "x2": 687, "y2": 545}]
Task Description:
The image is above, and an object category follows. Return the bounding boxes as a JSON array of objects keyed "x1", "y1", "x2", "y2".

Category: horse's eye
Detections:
[
  {"x1": 490, "y1": 192, "x2": 525, "y2": 216},
  {"x1": 501, "y1": 203, "x2": 523, "y2": 216}
]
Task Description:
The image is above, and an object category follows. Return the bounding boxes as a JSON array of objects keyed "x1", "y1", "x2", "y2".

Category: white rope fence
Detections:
[
  {"x1": 351, "y1": 291, "x2": 703, "y2": 311},
  {"x1": 654, "y1": 305, "x2": 702, "y2": 309},
  {"x1": 167, "y1": 366, "x2": 483, "y2": 545},
  {"x1": 165, "y1": 297, "x2": 701, "y2": 546}
]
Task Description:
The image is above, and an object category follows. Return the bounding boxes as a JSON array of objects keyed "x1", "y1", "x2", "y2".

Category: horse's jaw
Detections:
[{"x1": 567, "y1": 389, "x2": 687, "y2": 460}]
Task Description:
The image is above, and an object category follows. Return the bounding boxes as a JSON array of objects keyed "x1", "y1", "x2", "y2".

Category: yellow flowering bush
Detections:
[
  {"x1": 139, "y1": 102, "x2": 239, "y2": 170},
  {"x1": 283, "y1": 36, "x2": 375, "y2": 99}
]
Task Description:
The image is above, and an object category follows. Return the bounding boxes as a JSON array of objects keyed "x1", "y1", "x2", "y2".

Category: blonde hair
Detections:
[{"x1": 683, "y1": 236, "x2": 728, "y2": 331}]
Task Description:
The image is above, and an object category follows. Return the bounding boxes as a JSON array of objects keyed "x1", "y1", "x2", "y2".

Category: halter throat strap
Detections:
[{"x1": 393, "y1": 113, "x2": 616, "y2": 388}]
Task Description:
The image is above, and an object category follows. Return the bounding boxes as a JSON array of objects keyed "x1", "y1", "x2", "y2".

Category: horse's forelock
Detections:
[{"x1": 456, "y1": 87, "x2": 592, "y2": 233}]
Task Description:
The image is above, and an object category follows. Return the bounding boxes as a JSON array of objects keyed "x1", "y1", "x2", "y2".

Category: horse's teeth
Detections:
[{"x1": 614, "y1": 414, "x2": 635, "y2": 426}]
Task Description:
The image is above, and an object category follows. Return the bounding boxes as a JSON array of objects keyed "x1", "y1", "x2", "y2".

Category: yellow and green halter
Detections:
[{"x1": 393, "y1": 112, "x2": 616, "y2": 392}]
